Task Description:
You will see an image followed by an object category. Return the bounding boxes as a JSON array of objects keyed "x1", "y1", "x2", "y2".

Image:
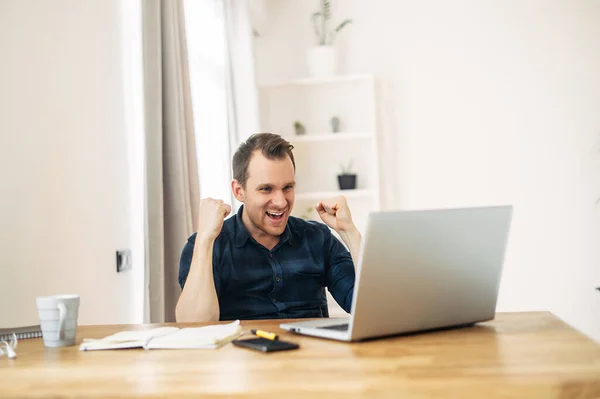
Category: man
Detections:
[{"x1": 176, "y1": 133, "x2": 361, "y2": 322}]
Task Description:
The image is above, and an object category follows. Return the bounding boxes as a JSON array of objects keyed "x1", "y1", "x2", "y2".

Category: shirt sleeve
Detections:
[
  {"x1": 178, "y1": 234, "x2": 196, "y2": 289},
  {"x1": 324, "y1": 230, "x2": 356, "y2": 313},
  {"x1": 178, "y1": 233, "x2": 221, "y2": 297}
]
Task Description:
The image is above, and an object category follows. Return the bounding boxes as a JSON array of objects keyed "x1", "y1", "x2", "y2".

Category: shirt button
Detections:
[
  {"x1": 269, "y1": 253, "x2": 273, "y2": 258},
  {"x1": 276, "y1": 276, "x2": 281, "y2": 282}
]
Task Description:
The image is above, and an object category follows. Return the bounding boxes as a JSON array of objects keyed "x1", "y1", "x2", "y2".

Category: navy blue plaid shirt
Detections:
[{"x1": 178, "y1": 205, "x2": 355, "y2": 320}]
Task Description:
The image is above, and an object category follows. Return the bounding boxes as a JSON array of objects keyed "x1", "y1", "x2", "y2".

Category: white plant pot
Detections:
[{"x1": 306, "y1": 45, "x2": 336, "y2": 77}]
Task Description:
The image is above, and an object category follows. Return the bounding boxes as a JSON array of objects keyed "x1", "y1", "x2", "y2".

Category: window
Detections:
[{"x1": 183, "y1": 0, "x2": 232, "y2": 203}]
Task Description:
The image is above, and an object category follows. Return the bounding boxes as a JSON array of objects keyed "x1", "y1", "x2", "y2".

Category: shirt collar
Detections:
[{"x1": 234, "y1": 205, "x2": 293, "y2": 248}]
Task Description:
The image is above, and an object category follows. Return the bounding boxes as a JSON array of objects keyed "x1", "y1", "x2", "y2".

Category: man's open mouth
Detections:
[{"x1": 266, "y1": 210, "x2": 285, "y2": 220}]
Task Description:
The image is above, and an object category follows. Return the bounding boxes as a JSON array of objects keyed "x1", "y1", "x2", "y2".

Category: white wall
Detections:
[
  {"x1": 0, "y1": 0, "x2": 145, "y2": 326},
  {"x1": 251, "y1": 0, "x2": 600, "y2": 341}
]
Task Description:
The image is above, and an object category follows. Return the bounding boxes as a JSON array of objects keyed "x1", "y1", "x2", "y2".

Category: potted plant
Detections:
[
  {"x1": 337, "y1": 160, "x2": 356, "y2": 190},
  {"x1": 294, "y1": 121, "x2": 306, "y2": 135},
  {"x1": 307, "y1": 0, "x2": 352, "y2": 77},
  {"x1": 330, "y1": 116, "x2": 340, "y2": 133}
]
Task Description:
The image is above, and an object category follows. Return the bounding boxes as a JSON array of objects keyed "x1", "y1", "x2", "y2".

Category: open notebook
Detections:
[{"x1": 79, "y1": 320, "x2": 242, "y2": 351}]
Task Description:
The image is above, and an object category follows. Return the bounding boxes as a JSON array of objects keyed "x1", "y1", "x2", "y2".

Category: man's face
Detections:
[{"x1": 233, "y1": 151, "x2": 295, "y2": 238}]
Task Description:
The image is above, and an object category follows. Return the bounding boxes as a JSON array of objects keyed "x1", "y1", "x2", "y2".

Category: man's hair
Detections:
[{"x1": 232, "y1": 133, "x2": 295, "y2": 188}]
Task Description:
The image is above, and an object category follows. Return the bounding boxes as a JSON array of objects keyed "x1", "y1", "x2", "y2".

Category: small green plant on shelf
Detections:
[
  {"x1": 339, "y1": 160, "x2": 354, "y2": 175},
  {"x1": 338, "y1": 160, "x2": 357, "y2": 190},
  {"x1": 311, "y1": 0, "x2": 352, "y2": 46},
  {"x1": 294, "y1": 121, "x2": 306, "y2": 135}
]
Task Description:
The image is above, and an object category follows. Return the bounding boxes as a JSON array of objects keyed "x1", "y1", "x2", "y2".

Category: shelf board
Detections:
[
  {"x1": 259, "y1": 74, "x2": 373, "y2": 89},
  {"x1": 290, "y1": 132, "x2": 373, "y2": 143},
  {"x1": 295, "y1": 189, "x2": 373, "y2": 201}
]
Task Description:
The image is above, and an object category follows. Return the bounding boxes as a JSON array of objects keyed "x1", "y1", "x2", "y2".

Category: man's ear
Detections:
[{"x1": 232, "y1": 179, "x2": 245, "y2": 202}]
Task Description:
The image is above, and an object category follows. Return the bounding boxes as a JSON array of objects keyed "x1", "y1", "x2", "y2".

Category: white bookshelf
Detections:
[
  {"x1": 259, "y1": 73, "x2": 373, "y2": 88},
  {"x1": 295, "y1": 189, "x2": 373, "y2": 201},
  {"x1": 257, "y1": 74, "x2": 380, "y2": 317},
  {"x1": 290, "y1": 132, "x2": 372, "y2": 143}
]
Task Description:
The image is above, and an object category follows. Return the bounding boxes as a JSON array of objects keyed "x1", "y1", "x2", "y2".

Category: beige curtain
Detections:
[{"x1": 142, "y1": 0, "x2": 199, "y2": 323}]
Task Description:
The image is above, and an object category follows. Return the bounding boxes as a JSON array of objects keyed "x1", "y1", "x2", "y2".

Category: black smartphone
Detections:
[{"x1": 232, "y1": 338, "x2": 299, "y2": 353}]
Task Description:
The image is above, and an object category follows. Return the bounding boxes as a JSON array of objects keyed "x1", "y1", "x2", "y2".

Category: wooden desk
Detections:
[{"x1": 1, "y1": 312, "x2": 599, "y2": 398}]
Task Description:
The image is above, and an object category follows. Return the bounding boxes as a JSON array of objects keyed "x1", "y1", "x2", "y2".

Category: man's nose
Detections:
[{"x1": 271, "y1": 190, "x2": 286, "y2": 208}]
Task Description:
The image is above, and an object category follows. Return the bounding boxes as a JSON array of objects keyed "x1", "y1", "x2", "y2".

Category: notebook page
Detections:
[
  {"x1": 86, "y1": 327, "x2": 179, "y2": 343},
  {"x1": 145, "y1": 320, "x2": 242, "y2": 349},
  {"x1": 79, "y1": 327, "x2": 180, "y2": 350}
]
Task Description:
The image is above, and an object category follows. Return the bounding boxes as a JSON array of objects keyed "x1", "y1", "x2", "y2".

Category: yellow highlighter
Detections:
[{"x1": 251, "y1": 329, "x2": 279, "y2": 341}]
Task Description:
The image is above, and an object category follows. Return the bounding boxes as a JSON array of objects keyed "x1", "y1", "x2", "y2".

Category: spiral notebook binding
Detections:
[{"x1": 0, "y1": 327, "x2": 43, "y2": 341}]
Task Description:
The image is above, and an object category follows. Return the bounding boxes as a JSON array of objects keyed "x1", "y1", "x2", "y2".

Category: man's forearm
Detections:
[
  {"x1": 175, "y1": 236, "x2": 220, "y2": 322},
  {"x1": 338, "y1": 228, "x2": 362, "y2": 266}
]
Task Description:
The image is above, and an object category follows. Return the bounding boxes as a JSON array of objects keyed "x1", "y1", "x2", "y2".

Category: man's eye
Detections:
[
  {"x1": 284, "y1": 185, "x2": 294, "y2": 190},
  {"x1": 260, "y1": 187, "x2": 271, "y2": 192}
]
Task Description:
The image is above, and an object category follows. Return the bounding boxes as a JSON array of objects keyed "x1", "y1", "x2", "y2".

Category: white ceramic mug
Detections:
[{"x1": 36, "y1": 294, "x2": 80, "y2": 347}]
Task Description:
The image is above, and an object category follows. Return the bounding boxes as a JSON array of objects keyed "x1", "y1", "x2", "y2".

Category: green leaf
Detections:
[
  {"x1": 334, "y1": 19, "x2": 352, "y2": 33},
  {"x1": 311, "y1": 12, "x2": 322, "y2": 38},
  {"x1": 323, "y1": 0, "x2": 331, "y2": 19}
]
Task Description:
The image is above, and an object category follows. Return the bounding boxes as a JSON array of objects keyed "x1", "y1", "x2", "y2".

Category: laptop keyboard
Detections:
[{"x1": 318, "y1": 323, "x2": 349, "y2": 331}]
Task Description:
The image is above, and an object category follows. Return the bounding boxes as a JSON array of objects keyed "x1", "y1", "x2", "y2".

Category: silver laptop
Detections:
[{"x1": 280, "y1": 205, "x2": 513, "y2": 342}]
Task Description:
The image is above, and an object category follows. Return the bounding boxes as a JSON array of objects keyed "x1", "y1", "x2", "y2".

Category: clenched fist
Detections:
[
  {"x1": 197, "y1": 198, "x2": 232, "y2": 241},
  {"x1": 316, "y1": 195, "x2": 356, "y2": 234}
]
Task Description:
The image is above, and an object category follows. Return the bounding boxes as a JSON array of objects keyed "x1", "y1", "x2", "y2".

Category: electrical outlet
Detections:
[{"x1": 116, "y1": 249, "x2": 132, "y2": 273}]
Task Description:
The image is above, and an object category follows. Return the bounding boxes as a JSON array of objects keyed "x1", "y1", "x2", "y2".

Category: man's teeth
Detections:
[{"x1": 267, "y1": 211, "x2": 284, "y2": 216}]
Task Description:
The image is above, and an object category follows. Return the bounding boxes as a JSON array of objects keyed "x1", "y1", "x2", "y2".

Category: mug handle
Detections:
[{"x1": 57, "y1": 303, "x2": 67, "y2": 340}]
